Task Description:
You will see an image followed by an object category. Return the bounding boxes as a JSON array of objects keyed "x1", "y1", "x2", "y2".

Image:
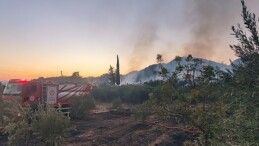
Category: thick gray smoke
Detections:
[
  {"x1": 128, "y1": 0, "x2": 259, "y2": 70},
  {"x1": 183, "y1": 0, "x2": 239, "y2": 59}
]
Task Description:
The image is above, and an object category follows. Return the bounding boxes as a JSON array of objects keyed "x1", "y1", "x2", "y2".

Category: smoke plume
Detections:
[
  {"x1": 128, "y1": 22, "x2": 158, "y2": 71},
  {"x1": 183, "y1": 0, "x2": 238, "y2": 59},
  {"x1": 127, "y1": 0, "x2": 173, "y2": 71}
]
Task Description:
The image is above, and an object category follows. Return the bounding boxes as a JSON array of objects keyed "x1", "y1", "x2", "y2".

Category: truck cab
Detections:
[
  {"x1": 2, "y1": 79, "x2": 42, "y2": 106},
  {"x1": 2, "y1": 79, "x2": 27, "y2": 101}
]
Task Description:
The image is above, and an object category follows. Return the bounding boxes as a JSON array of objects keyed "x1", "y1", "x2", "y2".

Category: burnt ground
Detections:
[
  {"x1": 0, "y1": 109, "x2": 195, "y2": 146},
  {"x1": 64, "y1": 110, "x2": 194, "y2": 146}
]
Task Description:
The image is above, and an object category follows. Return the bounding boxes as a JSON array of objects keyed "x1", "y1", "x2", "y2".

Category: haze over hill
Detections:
[
  {"x1": 29, "y1": 57, "x2": 234, "y2": 85},
  {"x1": 121, "y1": 57, "x2": 232, "y2": 84}
]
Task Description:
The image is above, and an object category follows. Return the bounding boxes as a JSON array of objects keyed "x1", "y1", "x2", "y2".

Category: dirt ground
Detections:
[
  {"x1": 0, "y1": 108, "x2": 194, "y2": 146},
  {"x1": 64, "y1": 109, "x2": 193, "y2": 146}
]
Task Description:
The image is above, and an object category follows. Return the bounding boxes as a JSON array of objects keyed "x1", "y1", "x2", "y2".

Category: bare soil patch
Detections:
[
  {"x1": 64, "y1": 109, "x2": 194, "y2": 146},
  {"x1": 0, "y1": 109, "x2": 194, "y2": 145}
]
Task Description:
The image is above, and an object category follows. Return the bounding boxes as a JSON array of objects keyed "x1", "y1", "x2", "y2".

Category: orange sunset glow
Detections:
[{"x1": 0, "y1": 0, "x2": 258, "y2": 81}]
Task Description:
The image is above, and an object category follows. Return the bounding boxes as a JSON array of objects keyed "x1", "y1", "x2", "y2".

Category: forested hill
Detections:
[
  {"x1": 121, "y1": 57, "x2": 234, "y2": 84},
  {"x1": 36, "y1": 57, "x2": 235, "y2": 85}
]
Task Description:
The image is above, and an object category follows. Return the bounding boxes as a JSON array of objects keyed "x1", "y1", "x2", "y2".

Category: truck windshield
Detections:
[{"x1": 3, "y1": 83, "x2": 22, "y2": 95}]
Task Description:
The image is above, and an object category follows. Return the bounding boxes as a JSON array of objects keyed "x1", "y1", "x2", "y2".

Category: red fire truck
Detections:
[{"x1": 2, "y1": 79, "x2": 94, "y2": 107}]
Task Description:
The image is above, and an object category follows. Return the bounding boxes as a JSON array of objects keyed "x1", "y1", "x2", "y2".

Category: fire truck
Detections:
[{"x1": 2, "y1": 79, "x2": 95, "y2": 108}]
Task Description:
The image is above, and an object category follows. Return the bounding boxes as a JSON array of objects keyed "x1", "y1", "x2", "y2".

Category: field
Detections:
[
  {"x1": 0, "y1": 108, "x2": 191, "y2": 146},
  {"x1": 65, "y1": 109, "x2": 190, "y2": 146}
]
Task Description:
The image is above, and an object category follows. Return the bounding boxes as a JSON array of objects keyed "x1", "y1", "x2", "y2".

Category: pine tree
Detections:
[
  {"x1": 223, "y1": 0, "x2": 259, "y2": 144},
  {"x1": 108, "y1": 65, "x2": 115, "y2": 85},
  {"x1": 230, "y1": 0, "x2": 259, "y2": 87},
  {"x1": 115, "y1": 55, "x2": 120, "y2": 85},
  {"x1": 155, "y1": 54, "x2": 169, "y2": 80},
  {"x1": 230, "y1": 0, "x2": 259, "y2": 60}
]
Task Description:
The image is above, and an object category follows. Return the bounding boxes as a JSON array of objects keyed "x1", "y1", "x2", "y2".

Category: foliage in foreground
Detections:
[
  {"x1": 135, "y1": 0, "x2": 259, "y2": 145},
  {"x1": 2, "y1": 100, "x2": 71, "y2": 146},
  {"x1": 32, "y1": 105, "x2": 71, "y2": 145},
  {"x1": 70, "y1": 95, "x2": 96, "y2": 120},
  {"x1": 0, "y1": 83, "x2": 4, "y2": 98},
  {"x1": 3, "y1": 100, "x2": 33, "y2": 146}
]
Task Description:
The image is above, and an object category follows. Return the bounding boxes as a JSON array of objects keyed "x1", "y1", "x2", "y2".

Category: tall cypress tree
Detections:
[{"x1": 115, "y1": 55, "x2": 120, "y2": 85}]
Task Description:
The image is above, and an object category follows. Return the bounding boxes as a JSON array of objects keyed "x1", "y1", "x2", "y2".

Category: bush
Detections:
[
  {"x1": 110, "y1": 98, "x2": 122, "y2": 109},
  {"x1": 0, "y1": 83, "x2": 4, "y2": 99},
  {"x1": 92, "y1": 85, "x2": 150, "y2": 104},
  {"x1": 119, "y1": 85, "x2": 150, "y2": 104},
  {"x1": 3, "y1": 100, "x2": 33, "y2": 145},
  {"x1": 133, "y1": 105, "x2": 152, "y2": 123},
  {"x1": 3, "y1": 101, "x2": 71, "y2": 146},
  {"x1": 70, "y1": 95, "x2": 96, "y2": 120},
  {"x1": 32, "y1": 105, "x2": 71, "y2": 145},
  {"x1": 92, "y1": 85, "x2": 118, "y2": 102}
]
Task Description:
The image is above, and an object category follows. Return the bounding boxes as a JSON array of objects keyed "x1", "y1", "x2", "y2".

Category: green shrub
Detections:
[
  {"x1": 92, "y1": 85, "x2": 150, "y2": 104},
  {"x1": 3, "y1": 100, "x2": 34, "y2": 145},
  {"x1": 92, "y1": 85, "x2": 118, "y2": 102},
  {"x1": 3, "y1": 101, "x2": 71, "y2": 146},
  {"x1": 111, "y1": 98, "x2": 122, "y2": 109},
  {"x1": 133, "y1": 105, "x2": 152, "y2": 123},
  {"x1": 32, "y1": 105, "x2": 71, "y2": 145},
  {"x1": 0, "y1": 84, "x2": 6, "y2": 125},
  {"x1": 119, "y1": 85, "x2": 150, "y2": 104},
  {"x1": 70, "y1": 95, "x2": 96, "y2": 120},
  {"x1": 0, "y1": 83, "x2": 4, "y2": 99}
]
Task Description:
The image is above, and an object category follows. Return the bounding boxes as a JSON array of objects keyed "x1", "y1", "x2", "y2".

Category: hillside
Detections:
[
  {"x1": 121, "y1": 57, "x2": 232, "y2": 84},
  {"x1": 35, "y1": 57, "x2": 233, "y2": 85}
]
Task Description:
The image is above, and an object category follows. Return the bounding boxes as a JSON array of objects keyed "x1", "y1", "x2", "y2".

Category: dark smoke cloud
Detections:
[
  {"x1": 182, "y1": 0, "x2": 239, "y2": 59},
  {"x1": 127, "y1": 0, "x2": 259, "y2": 69}
]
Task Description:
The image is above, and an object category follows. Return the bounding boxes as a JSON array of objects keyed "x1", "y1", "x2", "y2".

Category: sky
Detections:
[{"x1": 0, "y1": 0, "x2": 259, "y2": 81}]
